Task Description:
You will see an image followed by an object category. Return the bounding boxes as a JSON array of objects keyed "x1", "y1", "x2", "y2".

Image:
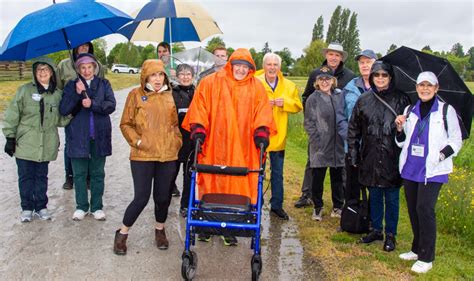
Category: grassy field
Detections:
[{"x1": 281, "y1": 78, "x2": 474, "y2": 279}]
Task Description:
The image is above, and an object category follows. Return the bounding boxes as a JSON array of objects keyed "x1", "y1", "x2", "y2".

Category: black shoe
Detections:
[
  {"x1": 383, "y1": 233, "x2": 396, "y2": 252},
  {"x1": 360, "y1": 230, "x2": 384, "y2": 244},
  {"x1": 180, "y1": 208, "x2": 188, "y2": 218},
  {"x1": 63, "y1": 175, "x2": 73, "y2": 190},
  {"x1": 294, "y1": 195, "x2": 312, "y2": 208},
  {"x1": 171, "y1": 186, "x2": 180, "y2": 197},
  {"x1": 270, "y1": 208, "x2": 289, "y2": 220},
  {"x1": 222, "y1": 235, "x2": 238, "y2": 246}
]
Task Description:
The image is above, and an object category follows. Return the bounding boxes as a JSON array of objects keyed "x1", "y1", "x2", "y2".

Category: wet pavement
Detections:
[{"x1": 0, "y1": 86, "x2": 323, "y2": 280}]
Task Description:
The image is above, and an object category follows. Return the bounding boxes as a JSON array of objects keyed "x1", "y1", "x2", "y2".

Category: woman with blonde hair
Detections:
[
  {"x1": 304, "y1": 66, "x2": 347, "y2": 222},
  {"x1": 114, "y1": 59, "x2": 182, "y2": 255}
]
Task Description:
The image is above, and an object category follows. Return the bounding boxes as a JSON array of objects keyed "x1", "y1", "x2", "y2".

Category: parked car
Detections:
[{"x1": 111, "y1": 64, "x2": 140, "y2": 74}]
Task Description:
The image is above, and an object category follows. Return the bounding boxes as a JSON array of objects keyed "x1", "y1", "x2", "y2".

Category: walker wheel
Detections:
[
  {"x1": 181, "y1": 251, "x2": 198, "y2": 280},
  {"x1": 251, "y1": 254, "x2": 262, "y2": 281}
]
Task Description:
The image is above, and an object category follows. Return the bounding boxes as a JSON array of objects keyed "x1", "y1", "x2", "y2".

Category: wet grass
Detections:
[{"x1": 281, "y1": 77, "x2": 474, "y2": 279}]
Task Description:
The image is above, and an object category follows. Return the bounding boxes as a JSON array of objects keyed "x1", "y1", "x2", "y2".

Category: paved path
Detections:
[{"x1": 0, "y1": 86, "x2": 323, "y2": 280}]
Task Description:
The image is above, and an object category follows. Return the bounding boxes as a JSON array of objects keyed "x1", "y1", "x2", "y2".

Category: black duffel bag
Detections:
[{"x1": 340, "y1": 186, "x2": 370, "y2": 234}]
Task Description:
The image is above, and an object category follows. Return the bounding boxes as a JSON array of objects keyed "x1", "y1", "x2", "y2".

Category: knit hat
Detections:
[
  {"x1": 231, "y1": 59, "x2": 255, "y2": 70},
  {"x1": 75, "y1": 53, "x2": 98, "y2": 70}
]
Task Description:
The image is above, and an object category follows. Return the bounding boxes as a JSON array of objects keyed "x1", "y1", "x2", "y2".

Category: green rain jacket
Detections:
[{"x1": 2, "y1": 58, "x2": 71, "y2": 162}]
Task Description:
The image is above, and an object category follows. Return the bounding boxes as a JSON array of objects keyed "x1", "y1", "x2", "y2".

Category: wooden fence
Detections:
[{"x1": 0, "y1": 62, "x2": 33, "y2": 81}]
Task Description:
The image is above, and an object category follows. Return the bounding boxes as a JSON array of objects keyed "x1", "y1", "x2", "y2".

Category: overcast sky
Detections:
[{"x1": 0, "y1": 0, "x2": 473, "y2": 59}]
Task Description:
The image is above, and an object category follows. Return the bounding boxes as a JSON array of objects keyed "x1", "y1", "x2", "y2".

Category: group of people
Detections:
[
  {"x1": 294, "y1": 43, "x2": 463, "y2": 274},
  {"x1": 2, "y1": 39, "x2": 464, "y2": 274}
]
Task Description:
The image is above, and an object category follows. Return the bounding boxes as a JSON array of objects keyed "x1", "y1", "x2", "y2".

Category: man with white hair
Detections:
[{"x1": 255, "y1": 53, "x2": 302, "y2": 220}]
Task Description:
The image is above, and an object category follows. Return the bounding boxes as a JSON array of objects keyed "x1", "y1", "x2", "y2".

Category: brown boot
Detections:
[
  {"x1": 114, "y1": 229, "x2": 128, "y2": 255},
  {"x1": 155, "y1": 228, "x2": 169, "y2": 250}
]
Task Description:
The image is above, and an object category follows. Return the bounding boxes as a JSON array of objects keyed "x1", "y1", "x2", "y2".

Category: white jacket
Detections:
[{"x1": 396, "y1": 100, "x2": 463, "y2": 181}]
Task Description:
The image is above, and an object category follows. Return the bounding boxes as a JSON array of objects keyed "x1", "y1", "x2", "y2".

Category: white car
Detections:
[{"x1": 111, "y1": 64, "x2": 140, "y2": 74}]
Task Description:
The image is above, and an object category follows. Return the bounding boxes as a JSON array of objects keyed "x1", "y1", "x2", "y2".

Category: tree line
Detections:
[{"x1": 44, "y1": 5, "x2": 474, "y2": 81}]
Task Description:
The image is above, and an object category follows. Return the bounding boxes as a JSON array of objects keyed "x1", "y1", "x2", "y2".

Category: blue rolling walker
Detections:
[{"x1": 181, "y1": 140, "x2": 265, "y2": 281}]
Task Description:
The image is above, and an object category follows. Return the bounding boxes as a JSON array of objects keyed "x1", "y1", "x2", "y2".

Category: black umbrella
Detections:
[{"x1": 381, "y1": 46, "x2": 473, "y2": 136}]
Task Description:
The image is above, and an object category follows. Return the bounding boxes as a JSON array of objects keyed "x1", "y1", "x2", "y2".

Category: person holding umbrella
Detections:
[
  {"x1": 347, "y1": 61, "x2": 410, "y2": 252},
  {"x1": 57, "y1": 41, "x2": 105, "y2": 190},
  {"x1": 59, "y1": 53, "x2": 116, "y2": 221},
  {"x1": 3, "y1": 57, "x2": 71, "y2": 222},
  {"x1": 114, "y1": 59, "x2": 182, "y2": 255},
  {"x1": 394, "y1": 72, "x2": 463, "y2": 273}
]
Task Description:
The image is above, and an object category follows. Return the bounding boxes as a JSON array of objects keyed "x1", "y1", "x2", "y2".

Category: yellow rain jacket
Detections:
[
  {"x1": 255, "y1": 70, "x2": 302, "y2": 151},
  {"x1": 182, "y1": 49, "x2": 276, "y2": 204}
]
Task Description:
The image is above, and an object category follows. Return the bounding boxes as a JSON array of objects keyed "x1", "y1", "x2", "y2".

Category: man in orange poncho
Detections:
[{"x1": 182, "y1": 48, "x2": 276, "y2": 245}]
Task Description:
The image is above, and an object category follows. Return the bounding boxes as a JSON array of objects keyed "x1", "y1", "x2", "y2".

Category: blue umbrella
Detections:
[
  {"x1": 117, "y1": 0, "x2": 222, "y2": 44},
  {"x1": 0, "y1": 0, "x2": 132, "y2": 61}
]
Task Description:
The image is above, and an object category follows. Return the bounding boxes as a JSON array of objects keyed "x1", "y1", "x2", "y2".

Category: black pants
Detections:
[
  {"x1": 403, "y1": 179, "x2": 442, "y2": 262},
  {"x1": 122, "y1": 160, "x2": 176, "y2": 226},
  {"x1": 170, "y1": 160, "x2": 191, "y2": 209},
  {"x1": 311, "y1": 167, "x2": 344, "y2": 209}
]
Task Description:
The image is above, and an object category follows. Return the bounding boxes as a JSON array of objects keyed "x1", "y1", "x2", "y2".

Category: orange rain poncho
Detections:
[{"x1": 182, "y1": 48, "x2": 276, "y2": 204}]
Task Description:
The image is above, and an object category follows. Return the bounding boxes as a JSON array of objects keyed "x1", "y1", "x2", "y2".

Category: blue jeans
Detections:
[
  {"x1": 368, "y1": 186, "x2": 400, "y2": 235},
  {"x1": 64, "y1": 129, "x2": 73, "y2": 177},
  {"x1": 16, "y1": 158, "x2": 49, "y2": 211},
  {"x1": 269, "y1": 151, "x2": 285, "y2": 210}
]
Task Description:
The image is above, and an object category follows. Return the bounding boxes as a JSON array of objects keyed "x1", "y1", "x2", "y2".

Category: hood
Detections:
[
  {"x1": 72, "y1": 41, "x2": 94, "y2": 61},
  {"x1": 223, "y1": 48, "x2": 256, "y2": 82},
  {"x1": 140, "y1": 59, "x2": 171, "y2": 93},
  {"x1": 369, "y1": 61, "x2": 395, "y2": 93},
  {"x1": 31, "y1": 56, "x2": 58, "y2": 93}
]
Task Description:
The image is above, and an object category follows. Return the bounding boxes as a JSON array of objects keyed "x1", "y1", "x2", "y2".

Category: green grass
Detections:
[{"x1": 282, "y1": 77, "x2": 474, "y2": 279}]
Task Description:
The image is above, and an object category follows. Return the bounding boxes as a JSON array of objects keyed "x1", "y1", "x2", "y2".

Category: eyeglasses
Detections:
[
  {"x1": 318, "y1": 77, "x2": 332, "y2": 82},
  {"x1": 373, "y1": 72, "x2": 389, "y2": 78},
  {"x1": 178, "y1": 72, "x2": 193, "y2": 77},
  {"x1": 36, "y1": 67, "x2": 51, "y2": 73}
]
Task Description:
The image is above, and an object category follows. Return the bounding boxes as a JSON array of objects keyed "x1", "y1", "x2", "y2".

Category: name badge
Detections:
[
  {"x1": 411, "y1": 144, "x2": 425, "y2": 157},
  {"x1": 178, "y1": 108, "x2": 188, "y2": 114},
  {"x1": 32, "y1": 93, "x2": 42, "y2": 102}
]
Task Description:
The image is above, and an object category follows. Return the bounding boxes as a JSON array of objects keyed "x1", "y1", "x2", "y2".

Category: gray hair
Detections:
[
  {"x1": 262, "y1": 53, "x2": 282, "y2": 67},
  {"x1": 176, "y1": 63, "x2": 195, "y2": 77}
]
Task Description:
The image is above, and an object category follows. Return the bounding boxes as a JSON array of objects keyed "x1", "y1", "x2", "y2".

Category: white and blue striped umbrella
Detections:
[{"x1": 118, "y1": 0, "x2": 222, "y2": 43}]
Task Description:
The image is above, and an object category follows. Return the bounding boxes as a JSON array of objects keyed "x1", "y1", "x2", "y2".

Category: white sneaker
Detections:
[
  {"x1": 92, "y1": 210, "x2": 106, "y2": 221},
  {"x1": 411, "y1": 260, "x2": 433, "y2": 274},
  {"x1": 312, "y1": 208, "x2": 323, "y2": 221},
  {"x1": 399, "y1": 251, "x2": 418, "y2": 261},
  {"x1": 72, "y1": 209, "x2": 87, "y2": 221},
  {"x1": 330, "y1": 208, "x2": 342, "y2": 218},
  {"x1": 20, "y1": 210, "x2": 33, "y2": 222},
  {"x1": 36, "y1": 209, "x2": 52, "y2": 220}
]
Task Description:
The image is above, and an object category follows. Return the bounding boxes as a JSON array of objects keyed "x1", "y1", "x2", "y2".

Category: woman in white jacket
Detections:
[{"x1": 394, "y1": 71, "x2": 463, "y2": 274}]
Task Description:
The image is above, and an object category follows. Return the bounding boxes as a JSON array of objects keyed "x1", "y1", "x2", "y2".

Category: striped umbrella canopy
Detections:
[{"x1": 117, "y1": 0, "x2": 223, "y2": 44}]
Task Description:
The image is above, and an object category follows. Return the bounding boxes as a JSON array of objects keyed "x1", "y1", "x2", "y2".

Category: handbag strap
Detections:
[{"x1": 373, "y1": 92, "x2": 397, "y2": 117}]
